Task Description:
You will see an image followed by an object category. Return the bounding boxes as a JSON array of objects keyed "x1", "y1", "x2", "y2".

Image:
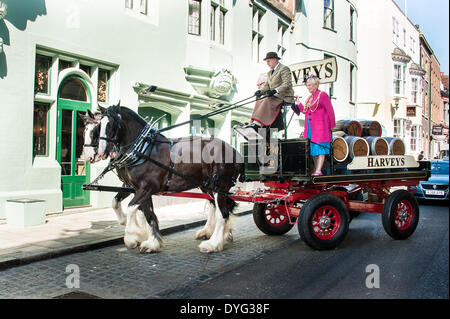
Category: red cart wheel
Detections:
[
  {"x1": 382, "y1": 190, "x2": 419, "y2": 239},
  {"x1": 253, "y1": 203, "x2": 296, "y2": 235},
  {"x1": 298, "y1": 193, "x2": 350, "y2": 250}
]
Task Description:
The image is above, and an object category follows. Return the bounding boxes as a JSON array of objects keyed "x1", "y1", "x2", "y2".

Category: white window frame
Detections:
[
  {"x1": 410, "y1": 125, "x2": 418, "y2": 152},
  {"x1": 277, "y1": 20, "x2": 288, "y2": 58},
  {"x1": 411, "y1": 77, "x2": 418, "y2": 105},
  {"x1": 393, "y1": 64, "x2": 402, "y2": 96},
  {"x1": 188, "y1": 0, "x2": 202, "y2": 36},
  {"x1": 139, "y1": 0, "x2": 148, "y2": 15},
  {"x1": 392, "y1": 17, "x2": 399, "y2": 44},
  {"x1": 324, "y1": 0, "x2": 334, "y2": 30},
  {"x1": 125, "y1": 0, "x2": 133, "y2": 9},
  {"x1": 252, "y1": 5, "x2": 265, "y2": 62},
  {"x1": 350, "y1": 6, "x2": 356, "y2": 42}
]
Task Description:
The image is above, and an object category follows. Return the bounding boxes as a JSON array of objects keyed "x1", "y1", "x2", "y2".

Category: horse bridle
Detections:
[
  {"x1": 84, "y1": 124, "x2": 100, "y2": 149},
  {"x1": 99, "y1": 109, "x2": 123, "y2": 153}
]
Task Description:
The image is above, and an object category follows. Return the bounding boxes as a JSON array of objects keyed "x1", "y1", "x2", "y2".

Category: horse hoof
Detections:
[
  {"x1": 199, "y1": 241, "x2": 221, "y2": 253},
  {"x1": 139, "y1": 240, "x2": 161, "y2": 254},
  {"x1": 195, "y1": 229, "x2": 211, "y2": 240},
  {"x1": 124, "y1": 236, "x2": 140, "y2": 249}
]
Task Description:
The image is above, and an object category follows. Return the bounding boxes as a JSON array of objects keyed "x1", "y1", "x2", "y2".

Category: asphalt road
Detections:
[
  {"x1": 175, "y1": 201, "x2": 449, "y2": 299},
  {"x1": 0, "y1": 202, "x2": 447, "y2": 300}
]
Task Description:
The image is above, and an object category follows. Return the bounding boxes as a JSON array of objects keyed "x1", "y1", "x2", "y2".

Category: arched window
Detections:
[{"x1": 59, "y1": 77, "x2": 88, "y2": 101}]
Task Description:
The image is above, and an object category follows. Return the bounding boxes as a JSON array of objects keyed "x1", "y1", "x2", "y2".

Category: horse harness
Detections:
[{"x1": 91, "y1": 112, "x2": 230, "y2": 194}]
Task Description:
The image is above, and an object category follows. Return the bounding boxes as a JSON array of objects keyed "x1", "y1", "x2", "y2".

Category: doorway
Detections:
[{"x1": 57, "y1": 76, "x2": 91, "y2": 208}]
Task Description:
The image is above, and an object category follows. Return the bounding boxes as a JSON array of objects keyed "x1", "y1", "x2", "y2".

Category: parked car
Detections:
[{"x1": 413, "y1": 160, "x2": 449, "y2": 201}]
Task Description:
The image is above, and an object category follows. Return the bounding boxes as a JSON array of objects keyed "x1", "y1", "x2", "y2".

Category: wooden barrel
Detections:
[
  {"x1": 383, "y1": 137, "x2": 406, "y2": 155},
  {"x1": 359, "y1": 120, "x2": 382, "y2": 137},
  {"x1": 363, "y1": 136, "x2": 390, "y2": 155},
  {"x1": 332, "y1": 137, "x2": 349, "y2": 162},
  {"x1": 333, "y1": 120, "x2": 362, "y2": 137},
  {"x1": 344, "y1": 136, "x2": 369, "y2": 158}
]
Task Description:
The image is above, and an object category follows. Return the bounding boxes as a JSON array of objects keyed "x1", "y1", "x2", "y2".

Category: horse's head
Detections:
[
  {"x1": 79, "y1": 109, "x2": 102, "y2": 163},
  {"x1": 98, "y1": 103, "x2": 123, "y2": 160}
]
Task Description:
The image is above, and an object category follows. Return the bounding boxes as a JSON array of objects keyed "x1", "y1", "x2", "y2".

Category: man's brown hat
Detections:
[{"x1": 263, "y1": 52, "x2": 281, "y2": 60}]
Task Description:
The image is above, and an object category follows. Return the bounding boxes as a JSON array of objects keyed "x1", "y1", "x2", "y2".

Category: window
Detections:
[
  {"x1": 80, "y1": 64, "x2": 92, "y2": 76},
  {"x1": 210, "y1": 1, "x2": 226, "y2": 44},
  {"x1": 277, "y1": 21, "x2": 288, "y2": 58},
  {"x1": 33, "y1": 103, "x2": 50, "y2": 157},
  {"x1": 324, "y1": 54, "x2": 334, "y2": 97},
  {"x1": 218, "y1": 6, "x2": 225, "y2": 44},
  {"x1": 350, "y1": 6, "x2": 355, "y2": 42},
  {"x1": 393, "y1": 119, "x2": 401, "y2": 138},
  {"x1": 188, "y1": 0, "x2": 201, "y2": 35},
  {"x1": 35, "y1": 54, "x2": 52, "y2": 94},
  {"x1": 410, "y1": 36, "x2": 415, "y2": 54},
  {"x1": 392, "y1": 17, "x2": 399, "y2": 43},
  {"x1": 210, "y1": 4, "x2": 216, "y2": 41},
  {"x1": 125, "y1": 0, "x2": 133, "y2": 9},
  {"x1": 324, "y1": 0, "x2": 334, "y2": 30},
  {"x1": 140, "y1": 0, "x2": 148, "y2": 14},
  {"x1": 58, "y1": 60, "x2": 72, "y2": 73},
  {"x1": 350, "y1": 63, "x2": 356, "y2": 103},
  {"x1": 98, "y1": 69, "x2": 110, "y2": 103},
  {"x1": 252, "y1": 5, "x2": 265, "y2": 62},
  {"x1": 410, "y1": 126, "x2": 417, "y2": 151},
  {"x1": 60, "y1": 77, "x2": 88, "y2": 101},
  {"x1": 402, "y1": 65, "x2": 407, "y2": 96},
  {"x1": 394, "y1": 64, "x2": 402, "y2": 95},
  {"x1": 403, "y1": 29, "x2": 406, "y2": 47},
  {"x1": 411, "y1": 78, "x2": 418, "y2": 104}
]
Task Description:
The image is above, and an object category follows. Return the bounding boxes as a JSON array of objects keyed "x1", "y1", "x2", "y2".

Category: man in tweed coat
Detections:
[{"x1": 249, "y1": 52, "x2": 294, "y2": 130}]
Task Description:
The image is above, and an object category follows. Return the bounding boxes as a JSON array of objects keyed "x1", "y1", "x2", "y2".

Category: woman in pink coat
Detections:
[{"x1": 297, "y1": 75, "x2": 336, "y2": 176}]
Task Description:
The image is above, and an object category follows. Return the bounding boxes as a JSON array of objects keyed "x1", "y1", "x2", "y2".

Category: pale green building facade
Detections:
[{"x1": 0, "y1": 0, "x2": 358, "y2": 216}]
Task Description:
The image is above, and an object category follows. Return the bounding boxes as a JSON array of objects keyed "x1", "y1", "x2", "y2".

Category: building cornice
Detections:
[{"x1": 392, "y1": 47, "x2": 411, "y2": 63}]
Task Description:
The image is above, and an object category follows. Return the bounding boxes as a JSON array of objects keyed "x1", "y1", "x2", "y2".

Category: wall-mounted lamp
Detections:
[{"x1": 392, "y1": 97, "x2": 400, "y2": 113}]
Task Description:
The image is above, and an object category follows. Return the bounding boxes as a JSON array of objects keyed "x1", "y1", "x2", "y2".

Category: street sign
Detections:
[
  {"x1": 432, "y1": 125, "x2": 443, "y2": 135},
  {"x1": 290, "y1": 56, "x2": 338, "y2": 86}
]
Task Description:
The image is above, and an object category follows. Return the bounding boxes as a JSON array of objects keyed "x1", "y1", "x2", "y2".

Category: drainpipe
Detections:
[{"x1": 428, "y1": 60, "x2": 432, "y2": 158}]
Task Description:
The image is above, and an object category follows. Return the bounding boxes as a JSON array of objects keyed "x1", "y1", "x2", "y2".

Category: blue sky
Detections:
[{"x1": 394, "y1": 0, "x2": 449, "y2": 75}]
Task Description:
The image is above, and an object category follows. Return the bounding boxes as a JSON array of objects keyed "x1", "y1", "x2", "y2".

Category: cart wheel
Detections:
[
  {"x1": 298, "y1": 193, "x2": 350, "y2": 250},
  {"x1": 253, "y1": 203, "x2": 296, "y2": 235},
  {"x1": 382, "y1": 190, "x2": 419, "y2": 240}
]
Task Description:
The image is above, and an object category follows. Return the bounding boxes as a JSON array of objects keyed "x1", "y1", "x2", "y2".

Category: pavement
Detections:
[{"x1": 0, "y1": 198, "x2": 253, "y2": 271}]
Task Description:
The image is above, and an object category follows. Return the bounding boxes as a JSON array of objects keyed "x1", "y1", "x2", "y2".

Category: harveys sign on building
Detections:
[
  {"x1": 289, "y1": 56, "x2": 338, "y2": 86},
  {"x1": 347, "y1": 155, "x2": 419, "y2": 170}
]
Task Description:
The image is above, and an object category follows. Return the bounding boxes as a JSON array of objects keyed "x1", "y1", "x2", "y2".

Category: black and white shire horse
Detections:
[{"x1": 81, "y1": 104, "x2": 244, "y2": 253}]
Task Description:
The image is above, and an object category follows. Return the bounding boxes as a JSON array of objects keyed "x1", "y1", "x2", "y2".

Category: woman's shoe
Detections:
[{"x1": 311, "y1": 171, "x2": 323, "y2": 176}]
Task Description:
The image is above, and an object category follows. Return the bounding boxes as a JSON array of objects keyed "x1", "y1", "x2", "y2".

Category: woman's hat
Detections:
[{"x1": 263, "y1": 52, "x2": 281, "y2": 60}]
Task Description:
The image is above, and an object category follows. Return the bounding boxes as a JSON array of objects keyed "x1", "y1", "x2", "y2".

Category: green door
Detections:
[{"x1": 57, "y1": 76, "x2": 91, "y2": 208}]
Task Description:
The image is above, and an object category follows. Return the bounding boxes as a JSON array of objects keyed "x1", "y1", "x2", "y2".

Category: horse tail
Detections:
[
  {"x1": 238, "y1": 162, "x2": 245, "y2": 183},
  {"x1": 226, "y1": 195, "x2": 238, "y2": 216}
]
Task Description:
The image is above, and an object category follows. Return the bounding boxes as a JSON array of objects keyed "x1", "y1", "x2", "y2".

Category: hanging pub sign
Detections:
[
  {"x1": 432, "y1": 125, "x2": 443, "y2": 135},
  {"x1": 289, "y1": 56, "x2": 338, "y2": 86}
]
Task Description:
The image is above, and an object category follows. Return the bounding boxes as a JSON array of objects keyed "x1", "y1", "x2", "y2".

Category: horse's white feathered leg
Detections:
[
  {"x1": 199, "y1": 194, "x2": 229, "y2": 253},
  {"x1": 195, "y1": 200, "x2": 216, "y2": 240},
  {"x1": 112, "y1": 197, "x2": 127, "y2": 226},
  {"x1": 124, "y1": 204, "x2": 147, "y2": 249},
  {"x1": 137, "y1": 210, "x2": 163, "y2": 253}
]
